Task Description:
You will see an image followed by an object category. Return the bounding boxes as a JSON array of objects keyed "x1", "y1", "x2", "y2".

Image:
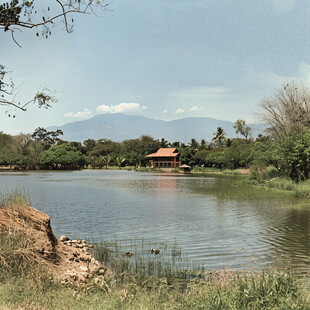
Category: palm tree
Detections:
[
  {"x1": 200, "y1": 139, "x2": 207, "y2": 150},
  {"x1": 116, "y1": 156, "x2": 126, "y2": 169},
  {"x1": 97, "y1": 156, "x2": 105, "y2": 169},
  {"x1": 102, "y1": 155, "x2": 111, "y2": 169},
  {"x1": 90, "y1": 156, "x2": 97, "y2": 169},
  {"x1": 189, "y1": 138, "x2": 199, "y2": 151},
  {"x1": 212, "y1": 127, "x2": 227, "y2": 147}
]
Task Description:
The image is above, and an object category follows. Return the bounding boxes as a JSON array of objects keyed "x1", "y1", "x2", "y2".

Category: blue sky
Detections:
[{"x1": 1, "y1": 0, "x2": 310, "y2": 134}]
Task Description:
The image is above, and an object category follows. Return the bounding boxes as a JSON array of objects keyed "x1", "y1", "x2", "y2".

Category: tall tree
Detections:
[
  {"x1": 212, "y1": 127, "x2": 227, "y2": 147},
  {"x1": 200, "y1": 139, "x2": 207, "y2": 150},
  {"x1": 259, "y1": 82, "x2": 310, "y2": 138},
  {"x1": 32, "y1": 127, "x2": 63, "y2": 148},
  {"x1": 102, "y1": 155, "x2": 111, "y2": 169},
  {"x1": 189, "y1": 138, "x2": 199, "y2": 151},
  {"x1": 115, "y1": 156, "x2": 126, "y2": 169},
  {"x1": 234, "y1": 119, "x2": 252, "y2": 141}
]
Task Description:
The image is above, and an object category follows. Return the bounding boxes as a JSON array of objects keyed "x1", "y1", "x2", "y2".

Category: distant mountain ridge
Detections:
[{"x1": 47, "y1": 114, "x2": 267, "y2": 142}]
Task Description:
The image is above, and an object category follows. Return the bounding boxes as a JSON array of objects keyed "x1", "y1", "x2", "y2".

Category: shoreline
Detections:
[
  {"x1": 2, "y1": 167, "x2": 310, "y2": 199},
  {"x1": 0, "y1": 198, "x2": 309, "y2": 309}
]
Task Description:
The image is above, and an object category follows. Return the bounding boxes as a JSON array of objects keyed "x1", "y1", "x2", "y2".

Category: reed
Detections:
[
  {"x1": 92, "y1": 239, "x2": 194, "y2": 288},
  {"x1": 0, "y1": 234, "x2": 309, "y2": 309},
  {"x1": 0, "y1": 190, "x2": 32, "y2": 210}
]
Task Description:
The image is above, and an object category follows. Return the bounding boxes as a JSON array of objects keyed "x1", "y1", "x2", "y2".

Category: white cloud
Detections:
[
  {"x1": 64, "y1": 108, "x2": 92, "y2": 118},
  {"x1": 96, "y1": 102, "x2": 146, "y2": 114},
  {"x1": 162, "y1": 109, "x2": 168, "y2": 113},
  {"x1": 175, "y1": 108, "x2": 185, "y2": 114},
  {"x1": 166, "y1": 86, "x2": 229, "y2": 117},
  {"x1": 165, "y1": 70, "x2": 297, "y2": 122},
  {"x1": 272, "y1": 0, "x2": 296, "y2": 14},
  {"x1": 189, "y1": 105, "x2": 201, "y2": 112}
]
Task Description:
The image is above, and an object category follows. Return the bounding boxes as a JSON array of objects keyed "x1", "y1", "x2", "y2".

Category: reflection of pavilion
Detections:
[
  {"x1": 154, "y1": 177, "x2": 178, "y2": 222},
  {"x1": 155, "y1": 177, "x2": 177, "y2": 191},
  {"x1": 146, "y1": 148, "x2": 181, "y2": 168}
]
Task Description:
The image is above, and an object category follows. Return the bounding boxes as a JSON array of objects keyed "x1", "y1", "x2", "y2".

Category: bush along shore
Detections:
[
  {"x1": 0, "y1": 194, "x2": 309, "y2": 309},
  {"x1": 228, "y1": 167, "x2": 310, "y2": 199}
]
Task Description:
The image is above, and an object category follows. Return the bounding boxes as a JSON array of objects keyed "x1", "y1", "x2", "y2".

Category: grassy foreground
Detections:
[
  {"x1": 1, "y1": 194, "x2": 309, "y2": 309},
  {"x1": 0, "y1": 232, "x2": 309, "y2": 309},
  {"x1": 0, "y1": 270, "x2": 309, "y2": 310}
]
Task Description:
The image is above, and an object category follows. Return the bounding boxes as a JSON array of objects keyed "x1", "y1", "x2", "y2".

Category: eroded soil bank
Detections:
[{"x1": 0, "y1": 204, "x2": 108, "y2": 285}]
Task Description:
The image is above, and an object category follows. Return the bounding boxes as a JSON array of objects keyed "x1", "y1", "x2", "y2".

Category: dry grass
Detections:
[
  {"x1": 0, "y1": 190, "x2": 32, "y2": 211},
  {"x1": 0, "y1": 230, "x2": 38, "y2": 280}
]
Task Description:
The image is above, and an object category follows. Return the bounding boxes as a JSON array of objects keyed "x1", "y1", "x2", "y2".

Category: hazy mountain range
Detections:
[{"x1": 47, "y1": 114, "x2": 267, "y2": 143}]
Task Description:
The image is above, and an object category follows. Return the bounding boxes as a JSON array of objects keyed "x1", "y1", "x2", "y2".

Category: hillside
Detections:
[{"x1": 47, "y1": 114, "x2": 266, "y2": 142}]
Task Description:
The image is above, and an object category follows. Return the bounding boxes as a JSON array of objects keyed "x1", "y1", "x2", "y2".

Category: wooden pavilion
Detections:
[
  {"x1": 146, "y1": 148, "x2": 181, "y2": 168},
  {"x1": 179, "y1": 164, "x2": 191, "y2": 174}
]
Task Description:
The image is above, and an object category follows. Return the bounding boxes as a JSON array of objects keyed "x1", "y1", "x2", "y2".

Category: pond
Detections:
[{"x1": 0, "y1": 170, "x2": 309, "y2": 276}]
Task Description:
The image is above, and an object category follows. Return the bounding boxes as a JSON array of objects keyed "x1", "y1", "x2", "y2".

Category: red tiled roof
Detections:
[{"x1": 146, "y1": 148, "x2": 179, "y2": 158}]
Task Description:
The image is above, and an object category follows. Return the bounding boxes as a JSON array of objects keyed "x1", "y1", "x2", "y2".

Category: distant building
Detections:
[
  {"x1": 146, "y1": 148, "x2": 181, "y2": 168},
  {"x1": 179, "y1": 164, "x2": 191, "y2": 174}
]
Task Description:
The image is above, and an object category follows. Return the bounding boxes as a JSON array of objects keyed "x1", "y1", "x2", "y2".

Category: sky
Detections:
[{"x1": 1, "y1": 0, "x2": 310, "y2": 134}]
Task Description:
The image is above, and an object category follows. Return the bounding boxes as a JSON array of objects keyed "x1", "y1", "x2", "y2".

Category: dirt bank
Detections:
[{"x1": 0, "y1": 204, "x2": 107, "y2": 284}]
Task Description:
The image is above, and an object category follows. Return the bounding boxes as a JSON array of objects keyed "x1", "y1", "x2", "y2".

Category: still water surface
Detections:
[{"x1": 0, "y1": 170, "x2": 309, "y2": 275}]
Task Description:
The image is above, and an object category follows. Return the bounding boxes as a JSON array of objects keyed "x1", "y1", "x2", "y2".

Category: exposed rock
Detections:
[
  {"x1": 0, "y1": 205, "x2": 109, "y2": 286},
  {"x1": 60, "y1": 235, "x2": 69, "y2": 242},
  {"x1": 80, "y1": 266, "x2": 88, "y2": 272}
]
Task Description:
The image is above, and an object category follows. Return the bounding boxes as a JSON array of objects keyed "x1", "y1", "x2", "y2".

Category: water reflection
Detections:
[{"x1": 0, "y1": 170, "x2": 309, "y2": 277}]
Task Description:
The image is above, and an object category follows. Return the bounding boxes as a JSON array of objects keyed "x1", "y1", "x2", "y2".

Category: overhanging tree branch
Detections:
[
  {"x1": 0, "y1": 0, "x2": 109, "y2": 39},
  {"x1": 0, "y1": 1, "x2": 108, "y2": 114}
]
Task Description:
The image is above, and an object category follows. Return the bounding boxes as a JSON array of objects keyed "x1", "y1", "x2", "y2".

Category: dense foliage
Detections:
[{"x1": 1, "y1": 117, "x2": 310, "y2": 183}]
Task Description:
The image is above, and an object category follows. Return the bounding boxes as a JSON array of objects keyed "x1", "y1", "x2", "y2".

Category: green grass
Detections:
[
  {"x1": 85, "y1": 166, "x2": 135, "y2": 171},
  {"x1": 265, "y1": 178, "x2": 310, "y2": 198},
  {"x1": 92, "y1": 239, "x2": 194, "y2": 288},
  {"x1": 210, "y1": 166, "x2": 310, "y2": 199},
  {"x1": 191, "y1": 167, "x2": 247, "y2": 175},
  {"x1": 236, "y1": 174, "x2": 310, "y2": 199},
  {"x1": 135, "y1": 167, "x2": 167, "y2": 173},
  {"x1": 0, "y1": 264, "x2": 309, "y2": 309},
  {"x1": 0, "y1": 230, "x2": 309, "y2": 309},
  {"x1": 1, "y1": 193, "x2": 310, "y2": 308}
]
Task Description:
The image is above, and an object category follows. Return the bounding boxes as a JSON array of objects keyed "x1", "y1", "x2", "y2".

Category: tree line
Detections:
[
  {"x1": 1, "y1": 4, "x2": 310, "y2": 182},
  {"x1": 0, "y1": 121, "x2": 252, "y2": 170},
  {"x1": 2, "y1": 82, "x2": 310, "y2": 182}
]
